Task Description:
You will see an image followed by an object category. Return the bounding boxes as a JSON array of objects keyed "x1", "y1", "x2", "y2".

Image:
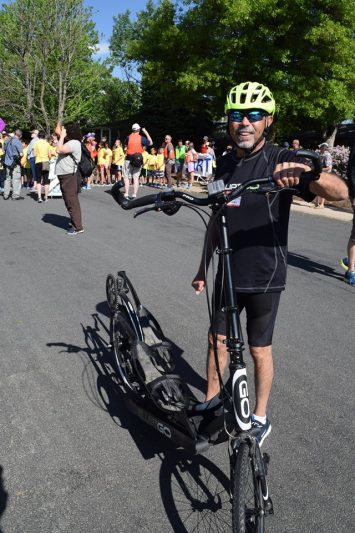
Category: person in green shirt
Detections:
[{"x1": 175, "y1": 139, "x2": 188, "y2": 187}]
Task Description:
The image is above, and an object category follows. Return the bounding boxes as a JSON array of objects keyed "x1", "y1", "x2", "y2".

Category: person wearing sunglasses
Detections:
[{"x1": 192, "y1": 81, "x2": 348, "y2": 446}]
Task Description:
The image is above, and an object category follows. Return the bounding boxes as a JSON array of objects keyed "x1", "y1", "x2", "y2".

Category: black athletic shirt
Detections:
[{"x1": 215, "y1": 142, "x2": 315, "y2": 293}]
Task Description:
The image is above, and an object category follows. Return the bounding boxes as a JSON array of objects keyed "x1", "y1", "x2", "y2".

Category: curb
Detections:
[{"x1": 291, "y1": 200, "x2": 352, "y2": 222}]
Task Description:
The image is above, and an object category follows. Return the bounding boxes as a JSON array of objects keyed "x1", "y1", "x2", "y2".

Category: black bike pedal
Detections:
[{"x1": 265, "y1": 496, "x2": 274, "y2": 515}]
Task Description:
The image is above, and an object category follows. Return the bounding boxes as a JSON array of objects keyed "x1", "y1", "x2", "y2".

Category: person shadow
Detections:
[
  {"x1": 288, "y1": 252, "x2": 344, "y2": 281},
  {"x1": 0, "y1": 466, "x2": 8, "y2": 533},
  {"x1": 47, "y1": 306, "x2": 230, "y2": 531},
  {"x1": 41, "y1": 213, "x2": 70, "y2": 230}
]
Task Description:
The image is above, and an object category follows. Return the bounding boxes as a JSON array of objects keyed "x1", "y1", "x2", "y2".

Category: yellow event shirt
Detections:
[
  {"x1": 147, "y1": 154, "x2": 157, "y2": 170},
  {"x1": 21, "y1": 146, "x2": 30, "y2": 168},
  {"x1": 34, "y1": 139, "x2": 51, "y2": 163},
  {"x1": 49, "y1": 146, "x2": 57, "y2": 160},
  {"x1": 142, "y1": 150, "x2": 149, "y2": 169},
  {"x1": 156, "y1": 154, "x2": 165, "y2": 171},
  {"x1": 97, "y1": 148, "x2": 109, "y2": 165},
  {"x1": 105, "y1": 148, "x2": 112, "y2": 165},
  {"x1": 112, "y1": 146, "x2": 125, "y2": 165}
]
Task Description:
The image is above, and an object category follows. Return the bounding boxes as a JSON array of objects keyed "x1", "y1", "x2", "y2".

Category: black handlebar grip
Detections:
[
  {"x1": 111, "y1": 182, "x2": 159, "y2": 210},
  {"x1": 295, "y1": 149, "x2": 322, "y2": 178},
  {"x1": 124, "y1": 193, "x2": 161, "y2": 209}
]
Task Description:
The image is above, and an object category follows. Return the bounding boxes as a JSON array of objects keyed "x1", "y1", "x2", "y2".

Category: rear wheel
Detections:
[
  {"x1": 112, "y1": 310, "x2": 142, "y2": 395},
  {"x1": 106, "y1": 274, "x2": 117, "y2": 312},
  {"x1": 232, "y1": 442, "x2": 265, "y2": 533}
]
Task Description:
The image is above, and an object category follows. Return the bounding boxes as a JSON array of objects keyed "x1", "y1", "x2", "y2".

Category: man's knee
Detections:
[{"x1": 249, "y1": 345, "x2": 272, "y2": 361}]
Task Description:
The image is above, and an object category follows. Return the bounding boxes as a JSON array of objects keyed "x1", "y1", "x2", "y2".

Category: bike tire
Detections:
[
  {"x1": 112, "y1": 309, "x2": 142, "y2": 395},
  {"x1": 106, "y1": 274, "x2": 118, "y2": 312},
  {"x1": 232, "y1": 442, "x2": 265, "y2": 533}
]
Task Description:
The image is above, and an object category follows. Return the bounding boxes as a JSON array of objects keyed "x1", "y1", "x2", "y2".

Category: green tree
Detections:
[
  {"x1": 110, "y1": 0, "x2": 355, "y2": 145},
  {"x1": 0, "y1": 0, "x2": 102, "y2": 132}
]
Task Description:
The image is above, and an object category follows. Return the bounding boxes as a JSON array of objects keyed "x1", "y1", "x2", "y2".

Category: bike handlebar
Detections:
[{"x1": 111, "y1": 149, "x2": 322, "y2": 211}]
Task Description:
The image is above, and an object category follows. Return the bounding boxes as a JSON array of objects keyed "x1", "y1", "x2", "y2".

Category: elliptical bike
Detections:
[{"x1": 107, "y1": 150, "x2": 321, "y2": 532}]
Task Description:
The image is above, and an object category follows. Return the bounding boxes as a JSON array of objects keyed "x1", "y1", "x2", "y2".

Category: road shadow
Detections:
[
  {"x1": 41, "y1": 213, "x2": 70, "y2": 230},
  {"x1": 47, "y1": 312, "x2": 178, "y2": 460},
  {"x1": 288, "y1": 252, "x2": 344, "y2": 280},
  {"x1": 0, "y1": 466, "x2": 8, "y2": 533},
  {"x1": 159, "y1": 451, "x2": 231, "y2": 532}
]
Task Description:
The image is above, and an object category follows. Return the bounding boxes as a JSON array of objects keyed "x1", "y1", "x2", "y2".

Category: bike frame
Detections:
[
  {"x1": 216, "y1": 207, "x2": 252, "y2": 435},
  {"x1": 112, "y1": 206, "x2": 252, "y2": 453}
]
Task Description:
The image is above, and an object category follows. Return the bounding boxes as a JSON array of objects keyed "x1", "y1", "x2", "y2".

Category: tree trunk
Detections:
[{"x1": 325, "y1": 125, "x2": 338, "y2": 147}]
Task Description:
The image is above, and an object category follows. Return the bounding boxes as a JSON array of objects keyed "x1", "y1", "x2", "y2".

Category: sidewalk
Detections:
[{"x1": 291, "y1": 198, "x2": 352, "y2": 222}]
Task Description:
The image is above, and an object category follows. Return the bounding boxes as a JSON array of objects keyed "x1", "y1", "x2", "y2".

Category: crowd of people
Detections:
[
  {"x1": 0, "y1": 123, "x2": 339, "y2": 204},
  {"x1": 0, "y1": 125, "x2": 217, "y2": 197}
]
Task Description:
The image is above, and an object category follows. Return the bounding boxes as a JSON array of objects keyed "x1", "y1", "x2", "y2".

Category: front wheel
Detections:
[{"x1": 231, "y1": 442, "x2": 265, "y2": 533}]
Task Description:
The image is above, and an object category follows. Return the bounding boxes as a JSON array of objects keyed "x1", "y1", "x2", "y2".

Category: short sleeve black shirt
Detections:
[{"x1": 215, "y1": 142, "x2": 315, "y2": 293}]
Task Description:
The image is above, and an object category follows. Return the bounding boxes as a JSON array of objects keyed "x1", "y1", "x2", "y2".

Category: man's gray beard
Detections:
[{"x1": 236, "y1": 139, "x2": 255, "y2": 149}]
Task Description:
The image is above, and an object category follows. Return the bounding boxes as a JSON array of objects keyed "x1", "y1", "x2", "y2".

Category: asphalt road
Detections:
[{"x1": 0, "y1": 186, "x2": 353, "y2": 533}]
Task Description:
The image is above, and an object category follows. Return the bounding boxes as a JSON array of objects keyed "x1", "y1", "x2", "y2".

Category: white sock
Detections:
[{"x1": 252, "y1": 413, "x2": 267, "y2": 424}]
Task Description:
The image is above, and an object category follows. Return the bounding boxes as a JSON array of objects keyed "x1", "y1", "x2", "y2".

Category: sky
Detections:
[{"x1": 84, "y1": 0, "x2": 148, "y2": 60}]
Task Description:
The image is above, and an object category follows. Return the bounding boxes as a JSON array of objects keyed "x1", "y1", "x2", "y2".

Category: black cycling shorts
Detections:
[{"x1": 211, "y1": 290, "x2": 281, "y2": 347}]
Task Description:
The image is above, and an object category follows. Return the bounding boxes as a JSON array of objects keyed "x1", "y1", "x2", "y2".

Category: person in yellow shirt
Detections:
[
  {"x1": 156, "y1": 147, "x2": 165, "y2": 187},
  {"x1": 21, "y1": 140, "x2": 31, "y2": 189},
  {"x1": 111, "y1": 139, "x2": 125, "y2": 182},
  {"x1": 49, "y1": 135, "x2": 58, "y2": 160},
  {"x1": 33, "y1": 131, "x2": 51, "y2": 202},
  {"x1": 146, "y1": 147, "x2": 157, "y2": 185},
  {"x1": 97, "y1": 140, "x2": 112, "y2": 185}
]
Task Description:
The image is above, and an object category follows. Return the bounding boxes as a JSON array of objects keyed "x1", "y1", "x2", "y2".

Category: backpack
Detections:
[
  {"x1": 72, "y1": 142, "x2": 95, "y2": 177},
  {"x1": 130, "y1": 152, "x2": 143, "y2": 168}
]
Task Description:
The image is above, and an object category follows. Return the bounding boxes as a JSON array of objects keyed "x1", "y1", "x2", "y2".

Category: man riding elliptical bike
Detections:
[{"x1": 192, "y1": 81, "x2": 348, "y2": 446}]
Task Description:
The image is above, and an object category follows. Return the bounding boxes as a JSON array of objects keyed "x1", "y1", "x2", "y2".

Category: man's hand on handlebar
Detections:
[{"x1": 273, "y1": 162, "x2": 311, "y2": 188}]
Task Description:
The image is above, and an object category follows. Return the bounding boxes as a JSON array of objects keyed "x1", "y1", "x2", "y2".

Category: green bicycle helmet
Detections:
[{"x1": 225, "y1": 82, "x2": 275, "y2": 115}]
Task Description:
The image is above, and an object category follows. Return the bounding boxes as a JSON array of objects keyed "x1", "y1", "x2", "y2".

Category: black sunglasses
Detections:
[{"x1": 229, "y1": 110, "x2": 268, "y2": 123}]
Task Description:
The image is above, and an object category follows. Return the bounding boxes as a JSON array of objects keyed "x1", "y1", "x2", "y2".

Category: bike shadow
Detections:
[
  {"x1": 0, "y1": 466, "x2": 8, "y2": 533},
  {"x1": 95, "y1": 300, "x2": 207, "y2": 395},
  {"x1": 159, "y1": 450, "x2": 231, "y2": 533},
  {"x1": 288, "y1": 252, "x2": 344, "y2": 280}
]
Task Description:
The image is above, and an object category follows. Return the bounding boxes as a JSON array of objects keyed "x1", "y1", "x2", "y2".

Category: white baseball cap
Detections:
[{"x1": 132, "y1": 123, "x2": 141, "y2": 131}]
